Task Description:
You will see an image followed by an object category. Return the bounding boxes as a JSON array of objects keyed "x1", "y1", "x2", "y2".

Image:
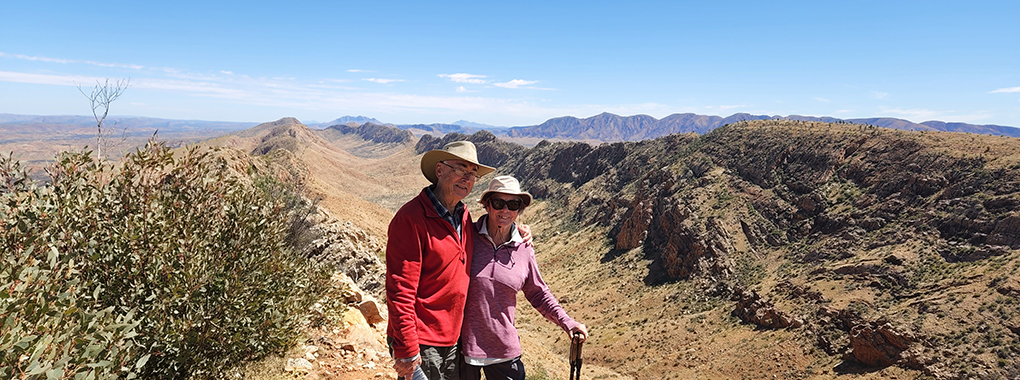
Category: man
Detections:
[{"x1": 386, "y1": 141, "x2": 494, "y2": 380}]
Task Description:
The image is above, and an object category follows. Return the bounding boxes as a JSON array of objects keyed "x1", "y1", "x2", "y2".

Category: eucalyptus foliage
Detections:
[{"x1": 1, "y1": 143, "x2": 331, "y2": 379}]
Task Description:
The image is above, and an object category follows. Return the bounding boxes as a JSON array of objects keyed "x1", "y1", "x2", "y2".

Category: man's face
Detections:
[{"x1": 436, "y1": 159, "x2": 479, "y2": 202}]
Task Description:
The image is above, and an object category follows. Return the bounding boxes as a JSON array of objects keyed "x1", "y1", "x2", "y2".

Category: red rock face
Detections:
[
  {"x1": 849, "y1": 322, "x2": 913, "y2": 367},
  {"x1": 613, "y1": 197, "x2": 651, "y2": 250},
  {"x1": 644, "y1": 199, "x2": 734, "y2": 280}
]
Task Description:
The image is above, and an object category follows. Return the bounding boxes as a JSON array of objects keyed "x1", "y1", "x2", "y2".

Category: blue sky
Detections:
[{"x1": 2, "y1": 1, "x2": 1018, "y2": 127}]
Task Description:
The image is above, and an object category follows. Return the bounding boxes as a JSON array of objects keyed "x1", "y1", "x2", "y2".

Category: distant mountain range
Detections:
[
  {"x1": 504, "y1": 112, "x2": 1020, "y2": 141},
  {"x1": 316, "y1": 112, "x2": 1020, "y2": 141},
  {"x1": 307, "y1": 116, "x2": 385, "y2": 128},
  {"x1": 450, "y1": 120, "x2": 506, "y2": 131},
  {"x1": 0, "y1": 114, "x2": 257, "y2": 136},
  {"x1": 5, "y1": 112, "x2": 1018, "y2": 146}
]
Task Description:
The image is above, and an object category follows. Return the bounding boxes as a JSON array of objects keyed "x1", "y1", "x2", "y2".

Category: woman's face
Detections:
[{"x1": 485, "y1": 193, "x2": 523, "y2": 231}]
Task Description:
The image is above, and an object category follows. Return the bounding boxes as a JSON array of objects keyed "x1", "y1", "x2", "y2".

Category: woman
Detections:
[{"x1": 460, "y1": 175, "x2": 589, "y2": 380}]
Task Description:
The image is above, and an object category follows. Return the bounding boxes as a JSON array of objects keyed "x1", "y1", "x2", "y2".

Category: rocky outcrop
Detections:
[
  {"x1": 612, "y1": 194, "x2": 653, "y2": 250},
  {"x1": 304, "y1": 209, "x2": 387, "y2": 299},
  {"x1": 253, "y1": 125, "x2": 301, "y2": 155},
  {"x1": 813, "y1": 307, "x2": 933, "y2": 372},
  {"x1": 329, "y1": 122, "x2": 413, "y2": 144},
  {"x1": 847, "y1": 321, "x2": 914, "y2": 367},
  {"x1": 731, "y1": 290, "x2": 803, "y2": 329},
  {"x1": 288, "y1": 274, "x2": 394, "y2": 379},
  {"x1": 988, "y1": 214, "x2": 1020, "y2": 247},
  {"x1": 645, "y1": 199, "x2": 734, "y2": 280},
  {"x1": 832, "y1": 264, "x2": 909, "y2": 289}
]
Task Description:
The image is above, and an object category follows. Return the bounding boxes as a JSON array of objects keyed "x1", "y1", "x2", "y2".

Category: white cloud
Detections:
[
  {"x1": 440, "y1": 73, "x2": 487, "y2": 84},
  {"x1": 813, "y1": 97, "x2": 831, "y2": 102},
  {"x1": 0, "y1": 51, "x2": 144, "y2": 70},
  {"x1": 348, "y1": 69, "x2": 370, "y2": 73},
  {"x1": 878, "y1": 107, "x2": 992, "y2": 123},
  {"x1": 877, "y1": 108, "x2": 937, "y2": 119},
  {"x1": 0, "y1": 63, "x2": 569, "y2": 124},
  {"x1": 871, "y1": 91, "x2": 889, "y2": 99},
  {"x1": 221, "y1": 70, "x2": 234, "y2": 75},
  {"x1": 494, "y1": 79, "x2": 538, "y2": 89},
  {"x1": 990, "y1": 86, "x2": 1020, "y2": 93},
  {"x1": 0, "y1": 51, "x2": 71, "y2": 64},
  {"x1": 308, "y1": 83, "x2": 360, "y2": 91},
  {"x1": 456, "y1": 86, "x2": 470, "y2": 93},
  {"x1": 364, "y1": 78, "x2": 404, "y2": 84},
  {"x1": 716, "y1": 105, "x2": 749, "y2": 111},
  {"x1": 0, "y1": 70, "x2": 98, "y2": 86}
]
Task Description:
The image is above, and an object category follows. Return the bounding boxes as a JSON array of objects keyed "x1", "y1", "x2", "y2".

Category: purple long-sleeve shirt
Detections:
[{"x1": 460, "y1": 217, "x2": 579, "y2": 361}]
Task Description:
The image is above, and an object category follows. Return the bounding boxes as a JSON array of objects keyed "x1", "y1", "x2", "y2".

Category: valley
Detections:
[
  {"x1": 240, "y1": 117, "x2": 1019, "y2": 379},
  {"x1": 7, "y1": 116, "x2": 1020, "y2": 379}
]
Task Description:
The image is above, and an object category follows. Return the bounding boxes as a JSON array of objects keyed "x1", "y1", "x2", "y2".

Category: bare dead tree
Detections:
[{"x1": 77, "y1": 78, "x2": 130, "y2": 161}]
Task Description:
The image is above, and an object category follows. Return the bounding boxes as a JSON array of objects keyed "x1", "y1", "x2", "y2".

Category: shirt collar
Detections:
[
  {"x1": 425, "y1": 185, "x2": 463, "y2": 217},
  {"x1": 479, "y1": 216, "x2": 522, "y2": 244}
]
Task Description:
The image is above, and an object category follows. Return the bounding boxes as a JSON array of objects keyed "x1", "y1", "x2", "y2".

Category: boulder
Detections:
[
  {"x1": 731, "y1": 290, "x2": 803, "y2": 329},
  {"x1": 847, "y1": 322, "x2": 913, "y2": 367},
  {"x1": 358, "y1": 296, "x2": 385, "y2": 325},
  {"x1": 285, "y1": 358, "x2": 315, "y2": 373},
  {"x1": 343, "y1": 307, "x2": 368, "y2": 327},
  {"x1": 333, "y1": 272, "x2": 364, "y2": 303}
]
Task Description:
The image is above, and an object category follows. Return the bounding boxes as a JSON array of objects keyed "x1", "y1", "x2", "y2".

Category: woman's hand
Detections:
[{"x1": 570, "y1": 323, "x2": 589, "y2": 343}]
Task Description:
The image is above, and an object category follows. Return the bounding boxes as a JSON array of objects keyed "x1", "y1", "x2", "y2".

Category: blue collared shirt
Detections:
[{"x1": 425, "y1": 185, "x2": 465, "y2": 238}]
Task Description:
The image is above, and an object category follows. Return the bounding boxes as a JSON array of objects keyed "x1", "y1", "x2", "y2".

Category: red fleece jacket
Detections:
[{"x1": 386, "y1": 188, "x2": 473, "y2": 358}]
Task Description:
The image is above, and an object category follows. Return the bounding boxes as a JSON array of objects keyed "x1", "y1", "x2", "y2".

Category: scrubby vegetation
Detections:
[{"x1": 1, "y1": 142, "x2": 332, "y2": 379}]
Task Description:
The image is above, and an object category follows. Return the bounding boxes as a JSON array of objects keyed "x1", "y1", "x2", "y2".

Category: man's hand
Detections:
[
  {"x1": 518, "y1": 223, "x2": 533, "y2": 245},
  {"x1": 393, "y1": 355, "x2": 422, "y2": 379}
]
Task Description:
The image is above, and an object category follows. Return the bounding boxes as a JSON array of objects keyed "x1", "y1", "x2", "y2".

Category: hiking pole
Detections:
[{"x1": 569, "y1": 331, "x2": 583, "y2": 380}]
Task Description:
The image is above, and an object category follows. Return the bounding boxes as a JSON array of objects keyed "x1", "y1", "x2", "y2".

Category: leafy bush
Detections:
[
  {"x1": 1, "y1": 143, "x2": 331, "y2": 379},
  {"x1": 2, "y1": 153, "x2": 143, "y2": 379}
]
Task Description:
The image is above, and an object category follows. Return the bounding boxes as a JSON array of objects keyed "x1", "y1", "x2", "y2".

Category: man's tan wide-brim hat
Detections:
[
  {"x1": 479, "y1": 175, "x2": 532, "y2": 207},
  {"x1": 421, "y1": 141, "x2": 495, "y2": 183}
]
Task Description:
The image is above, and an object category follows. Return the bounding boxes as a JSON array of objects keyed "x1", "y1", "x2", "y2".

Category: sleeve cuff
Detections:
[{"x1": 398, "y1": 353, "x2": 421, "y2": 363}]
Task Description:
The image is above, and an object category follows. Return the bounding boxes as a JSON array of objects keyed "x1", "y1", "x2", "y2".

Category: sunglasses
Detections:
[{"x1": 488, "y1": 198, "x2": 523, "y2": 211}]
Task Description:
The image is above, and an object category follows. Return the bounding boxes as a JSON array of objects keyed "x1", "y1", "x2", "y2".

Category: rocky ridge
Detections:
[{"x1": 504, "y1": 112, "x2": 1020, "y2": 142}]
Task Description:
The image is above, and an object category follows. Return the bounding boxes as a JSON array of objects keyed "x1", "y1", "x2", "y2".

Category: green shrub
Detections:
[
  {"x1": 2, "y1": 153, "x2": 143, "y2": 379},
  {"x1": 1, "y1": 143, "x2": 331, "y2": 379}
]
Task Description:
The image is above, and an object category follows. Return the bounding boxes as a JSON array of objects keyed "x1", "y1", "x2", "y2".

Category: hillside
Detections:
[
  {"x1": 416, "y1": 121, "x2": 1020, "y2": 379},
  {"x1": 198, "y1": 117, "x2": 427, "y2": 238},
  {"x1": 504, "y1": 112, "x2": 1020, "y2": 142},
  {"x1": 317, "y1": 122, "x2": 415, "y2": 159}
]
